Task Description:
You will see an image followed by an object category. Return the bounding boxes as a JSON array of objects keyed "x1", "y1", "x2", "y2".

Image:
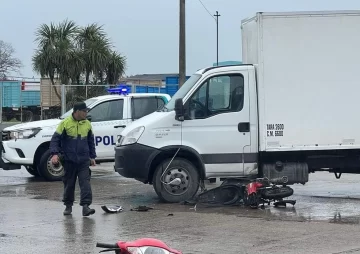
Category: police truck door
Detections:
[{"x1": 87, "y1": 98, "x2": 128, "y2": 159}]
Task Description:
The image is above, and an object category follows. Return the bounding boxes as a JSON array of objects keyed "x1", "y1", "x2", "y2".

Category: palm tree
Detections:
[
  {"x1": 32, "y1": 19, "x2": 78, "y2": 100},
  {"x1": 32, "y1": 20, "x2": 127, "y2": 103},
  {"x1": 76, "y1": 23, "x2": 111, "y2": 84},
  {"x1": 106, "y1": 51, "x2": 126, "y2": 84}
]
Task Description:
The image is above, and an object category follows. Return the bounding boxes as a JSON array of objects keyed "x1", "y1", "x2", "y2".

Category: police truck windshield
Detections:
[{"x1": 59, "y1": 98, "x2": 98, "y2": 119}]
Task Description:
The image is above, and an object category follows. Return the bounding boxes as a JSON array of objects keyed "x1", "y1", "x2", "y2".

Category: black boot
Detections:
[
  {"x1": 63, "y1": 205, "x2": 72, "y2": 216},
  {"x1": 82, "y1": 205, "x2": 95, "y2": 216}
]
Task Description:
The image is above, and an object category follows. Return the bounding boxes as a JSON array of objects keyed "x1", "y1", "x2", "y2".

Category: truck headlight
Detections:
[
  {"x1": 10, "y1": 128, "x2": 41, "y2": 140},
  {"x1": 120, "y1": 126, "x2": 145, "y2": 146}
]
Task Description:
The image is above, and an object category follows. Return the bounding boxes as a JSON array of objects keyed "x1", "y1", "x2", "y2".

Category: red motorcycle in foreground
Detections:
[
  {"x1": 243, "y1": 176, "x2": 296, "y2": 209},
  {"x1": 96, "y1": 238, "x2": 182, "y2": 254}
]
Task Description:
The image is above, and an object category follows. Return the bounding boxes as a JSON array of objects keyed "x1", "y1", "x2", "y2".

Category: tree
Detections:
[
  {"x1": 0, "y1": 40, "x2": 22, "y2": 79},
  {"x1": 32, "y1": 20, "x2": 126, "y2": 100},
  {"x1": 77, "y1": 23, "x2": 111, "y2": 84},
  {"x1": 106, "y1": 51, "x2": 126, "y2": 85},
  {"x1": 32, "y1": 20, "x2": 78, "y2": 99}
]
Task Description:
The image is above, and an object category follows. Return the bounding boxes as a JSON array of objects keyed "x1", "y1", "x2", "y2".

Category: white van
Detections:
[
  {"x1": 0, "y1": 93, "x2": 171, "y2": 181},
  {"x1": 114, "y1": 11, "x2": 360, "y2": 203}
]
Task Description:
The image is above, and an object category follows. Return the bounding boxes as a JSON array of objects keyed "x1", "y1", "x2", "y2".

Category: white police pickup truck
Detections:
[{"x1": 0, "y1": 92, "x2": 171, "y2": 181}]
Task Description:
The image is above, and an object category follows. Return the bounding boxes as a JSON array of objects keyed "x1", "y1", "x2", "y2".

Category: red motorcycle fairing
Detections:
[
  {"x1": 246, "y1": 182, "x2": 263, "y2": 195},
  {"x1": 118, "y1": 238, "x2": 182, "y2": 254}
]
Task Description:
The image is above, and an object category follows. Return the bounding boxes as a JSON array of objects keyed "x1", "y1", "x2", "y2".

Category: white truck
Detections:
[
  {"x1": 0, "y1": 92, "x2": 171, "y2": 181},
  {"x1": 114, "y1": 10, "x2": 360, "y2": 203}
]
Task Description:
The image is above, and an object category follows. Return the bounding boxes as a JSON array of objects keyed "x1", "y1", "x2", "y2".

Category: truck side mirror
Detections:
[
  {"x1": 86, "y1": 115, "x2": 92, "y2": 122},
  {"x1": 174, "y1": 98, "x2": 185, "y2": 121}
]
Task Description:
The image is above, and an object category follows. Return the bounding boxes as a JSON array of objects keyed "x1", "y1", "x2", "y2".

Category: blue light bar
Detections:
[{"x1": 107, "y1": 85, "x2": 130, "y2": 95}]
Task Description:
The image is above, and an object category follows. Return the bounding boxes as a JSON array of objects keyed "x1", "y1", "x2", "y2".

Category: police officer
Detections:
[{"x1": 49, "y1": 101, "x2": 97, "y2": 216}]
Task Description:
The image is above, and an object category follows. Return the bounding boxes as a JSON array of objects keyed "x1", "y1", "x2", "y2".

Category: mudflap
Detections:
[{"x1": 0, "y1": 142, "x2": 21, "y2": 170}]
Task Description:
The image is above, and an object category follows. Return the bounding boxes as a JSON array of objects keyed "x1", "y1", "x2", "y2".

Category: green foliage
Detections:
[{"x1": 32, "y1": 19, "x2": 127, "y2": 99}]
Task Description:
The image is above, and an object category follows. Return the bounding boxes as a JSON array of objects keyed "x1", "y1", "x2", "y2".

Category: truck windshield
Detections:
[
  {"x1": 59, "y1": 98, "x2": 98, "y2": 119},
  {"x1": 161, "y1": 74, "x2": 202, "y2": 111}
]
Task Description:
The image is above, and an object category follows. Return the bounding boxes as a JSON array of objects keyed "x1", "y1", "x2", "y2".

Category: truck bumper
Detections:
[
  {"x1": 114, "y1": 143, "x2": 160, "y2": 183},
  {"x1": 0, "y1": 139, "x2": 34, "y2": 169},
  {"x1": 0, "y1": 142, "x2": 21, "y2": 170}
]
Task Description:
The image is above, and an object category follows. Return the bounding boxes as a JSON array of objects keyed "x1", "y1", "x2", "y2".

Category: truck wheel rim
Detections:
[
  {"x1": 46, "y1": 159, "x2": 64, "y2": 177},
  {"x1": 162, "y1": 167, "x2": 190, "y2": 196}
]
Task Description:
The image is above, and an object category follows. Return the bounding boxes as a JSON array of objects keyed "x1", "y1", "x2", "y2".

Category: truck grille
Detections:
[{"x1": 1, "y1": 131, "x2": 10, "y2": 141}]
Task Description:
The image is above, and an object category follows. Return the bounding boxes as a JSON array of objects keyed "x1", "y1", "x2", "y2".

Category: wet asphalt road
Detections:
[{"x1": 2, "y1": 166, "x2": 360, "y2": 253}]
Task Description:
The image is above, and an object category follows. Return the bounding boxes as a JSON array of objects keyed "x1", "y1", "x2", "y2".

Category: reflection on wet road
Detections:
[{"x1": 2, "y1": 166, "x2": 360, "y2": 253}]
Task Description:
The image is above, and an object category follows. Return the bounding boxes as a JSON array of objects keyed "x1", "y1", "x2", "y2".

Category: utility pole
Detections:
[
  {"x1": 179, "y1": 0, "x2": 186, "y2": 87},
  {"x1": 214, "y1": 11, "x2": 220, "y2": 66}
]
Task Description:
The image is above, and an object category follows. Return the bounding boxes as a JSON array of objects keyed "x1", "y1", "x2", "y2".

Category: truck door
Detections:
[
  {"x1": 87, "y1": 98, "x2": 128, "y2": 159},
  {"x1": 181, "y1": 70, "x2": 253, "y2": 177}
]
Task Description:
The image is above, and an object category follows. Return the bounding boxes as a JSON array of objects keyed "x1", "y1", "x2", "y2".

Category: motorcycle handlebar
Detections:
[{"x1": 96, "y1": 242, "x2": 119, "y2": 249}]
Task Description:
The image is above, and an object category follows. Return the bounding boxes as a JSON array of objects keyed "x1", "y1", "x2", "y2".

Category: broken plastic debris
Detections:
[
  {"x1": 130, "y1": 205, "x2": 153, "y2": 212},
  {"x1": 101, "y1": 205, "x2": 123, "y2": 213}
]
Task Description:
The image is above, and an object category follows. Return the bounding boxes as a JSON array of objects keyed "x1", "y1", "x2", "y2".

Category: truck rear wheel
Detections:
[
  {"x1": 38, "y1": 149, "x2": 64, "y2": 181},
  {"x1": 152, "y1": 158, "x2": 200, "y2": 203}
]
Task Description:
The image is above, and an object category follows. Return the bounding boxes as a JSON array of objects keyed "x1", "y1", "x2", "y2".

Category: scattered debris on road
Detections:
[
  {"x1": 130, "y1": 205, "x2": 154, "y2": 212},
  {"x1": 101, "y1": 205, "x2": 123, "y2": 213}
]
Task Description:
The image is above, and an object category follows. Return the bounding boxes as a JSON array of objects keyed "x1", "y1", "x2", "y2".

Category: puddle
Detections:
[{"x1": 328, "y1": 213, "x2": 360, "y2": 224}]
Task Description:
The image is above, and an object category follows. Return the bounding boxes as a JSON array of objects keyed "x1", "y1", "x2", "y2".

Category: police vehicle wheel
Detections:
[
  {"x1": 38, "y1": 149, "x2": 64, "y2": 181},
  {"x1": 153, "y1": 158, "x2": 200, "y2": 203},
  {"x1": 25, "y1": 166, "x2": 40, "y2": 177}
]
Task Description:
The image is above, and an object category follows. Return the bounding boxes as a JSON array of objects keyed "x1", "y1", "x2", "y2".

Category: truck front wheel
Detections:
[
  {"x1": 38, "y1": 149, "x2": 64, "y2": 181},
  {"x1": 152, "y1": 158, "x2": 200, "y2": 203}
]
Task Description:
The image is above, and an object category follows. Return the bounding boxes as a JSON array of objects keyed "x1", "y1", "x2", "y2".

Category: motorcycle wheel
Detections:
[{"x1": 262, "y1": 186, "x2": 294, "y2": 200}]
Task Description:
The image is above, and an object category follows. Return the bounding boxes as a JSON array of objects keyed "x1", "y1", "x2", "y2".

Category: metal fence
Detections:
[
  {"x1": 0, "y1": 82, "x2": 178, "y2": 123},
  {"x1": 41, "y1": 84, "x2": 115, "y2": 120}
]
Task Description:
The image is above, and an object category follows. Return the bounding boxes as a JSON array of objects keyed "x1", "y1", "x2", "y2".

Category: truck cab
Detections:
[
  {"x1": 0, "y1": 92, "x2": 171, "y2": 181},
  {"x1": 114, "y1": 65, "x2": 258, "y2": 203}
]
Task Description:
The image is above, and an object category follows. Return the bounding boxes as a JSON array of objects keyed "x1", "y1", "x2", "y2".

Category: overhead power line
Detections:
[
  {"x1": 197, "y1": 0, "x2": 220, "y2": 66},
  {"x1": 198, "y1": 0, "x2": 216, "y2": 21}
]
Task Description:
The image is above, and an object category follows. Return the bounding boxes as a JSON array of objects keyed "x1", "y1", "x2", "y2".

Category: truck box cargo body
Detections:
[
  {"x1": 241, "y1": 11, "x2": 360, "y2": 153},
  {"x1": 0, "y1": 81, "x2": 41, "y2": 108},
  {"x1": 0, "y1": 81, "x2": 41, "y2": 121},
  {"x1": 114, "y1": 10, "x2": 360, "y2": 203}
]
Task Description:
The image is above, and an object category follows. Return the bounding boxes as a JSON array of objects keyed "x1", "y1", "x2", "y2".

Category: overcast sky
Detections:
[{"x1": 1, "y1": 0, "x2": 360, "y2": 79}]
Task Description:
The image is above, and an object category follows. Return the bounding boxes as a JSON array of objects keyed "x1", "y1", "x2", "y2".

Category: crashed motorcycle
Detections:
[
  {"x1": 243, "y1": 176, "x2": 296, "y2": 208},
  {"x1": 96, "y1": 238, "x2": 182, "y2": 254},
  {"x1": 194, "y1": 175, "x2": 296, "y2": 208}
]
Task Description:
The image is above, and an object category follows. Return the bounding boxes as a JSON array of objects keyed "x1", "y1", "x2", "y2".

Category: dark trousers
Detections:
[{"x1": 62, "y1": 161, "x2": 92, "y2": 206}]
